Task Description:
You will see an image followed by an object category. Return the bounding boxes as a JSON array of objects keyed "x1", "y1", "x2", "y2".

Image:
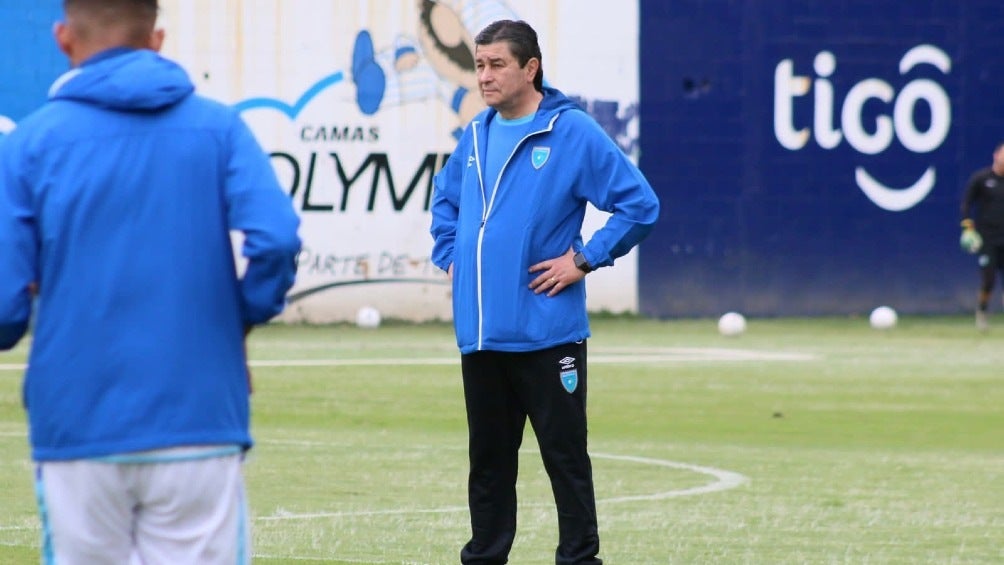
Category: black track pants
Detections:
[{"x1": 459, "y1": 341, "x2": 601, "y2": 565}]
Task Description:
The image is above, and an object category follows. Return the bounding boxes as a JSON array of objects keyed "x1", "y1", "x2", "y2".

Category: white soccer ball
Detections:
[
  {"x1": 869, "y1": 306, "x2": 897, "y2": 330},
  {"x1": 355, "y1": 306, "x2": 382, "y2": 329},
  {"x1": 718, "y1": 312, "x2": 747, "y2": 336}
]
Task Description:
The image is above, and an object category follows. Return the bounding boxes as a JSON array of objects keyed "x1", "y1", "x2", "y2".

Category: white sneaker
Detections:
[{"x1": 976, "y1": 310, "x2": 989, "y2": 332}]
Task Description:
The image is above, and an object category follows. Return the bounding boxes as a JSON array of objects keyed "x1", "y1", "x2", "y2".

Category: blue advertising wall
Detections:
[
  {"x1": 638, "y1": 1, "x2": 1004, "y2": 317},
  {"x1": 0, "y1": 2, "x2": 64, "y2": 126}
]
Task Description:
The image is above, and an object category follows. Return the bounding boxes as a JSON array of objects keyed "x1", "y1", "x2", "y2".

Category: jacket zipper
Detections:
[{"x1": 472, "y1": 113, "x2": 560, "y2": 350}]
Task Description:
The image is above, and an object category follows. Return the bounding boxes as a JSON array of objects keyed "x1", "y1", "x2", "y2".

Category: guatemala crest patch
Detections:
[
  {"x1": 531, "y1": 146, "x2": 550, "y2": 169},
  {"x1": 560, "y1": 369, "x2": 578, "y2": 393}
]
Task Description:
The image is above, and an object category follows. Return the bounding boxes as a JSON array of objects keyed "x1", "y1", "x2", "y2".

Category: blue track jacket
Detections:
[
  {"x1": 431, "y1": 88, "x2": 660, "y2": 354},
  {"x1": 0, "y1": 49, "x2": 301, "y2": 461}
]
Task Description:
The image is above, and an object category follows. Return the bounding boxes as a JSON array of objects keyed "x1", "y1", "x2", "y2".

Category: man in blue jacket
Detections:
[
  {"x1": 0, "y1": 1, "x2": 300, "y2": 562},
  {"x1": 430, "y1": 19, "x2": 660, "y2": 565}
]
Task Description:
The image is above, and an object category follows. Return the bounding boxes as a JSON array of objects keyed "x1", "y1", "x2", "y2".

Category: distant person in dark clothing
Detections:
[{"x1": 960, "y1": 141, "x2": 1004, "y2": 331}]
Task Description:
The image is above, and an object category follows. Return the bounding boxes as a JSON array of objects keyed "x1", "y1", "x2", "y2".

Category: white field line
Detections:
[
  {"x1": 251, "y1": 348, "x2": 814, "y2": 365},
  {"x1": 250, "y1": 556, "x2": 413, "y2": 564},
  {"x1": 0, "y1": 349, "x2": 754, "y2": 537},
  {"x1": 0, "y1": 446, "x2": 748, "y2": 557},
  {"x1": 0, "y1": 348, "x2": 812, "y2": 372},
  {"x1": 259, "y1": 505, "x2": 468, "y2": 521},
  {"x1": 592, "y1": 452, "x2": 748, "y2": 503},
  {"x1": 256, "y1": 449, "x2": 748, "y2": 522},
  {"x1": 0, "y1": 449, "x2": 749, "y2": 530}
]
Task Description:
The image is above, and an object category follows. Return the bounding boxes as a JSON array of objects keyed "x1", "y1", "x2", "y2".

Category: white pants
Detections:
[{"x1": 35, "y1": 447, "x2": 250, "y2": 565}]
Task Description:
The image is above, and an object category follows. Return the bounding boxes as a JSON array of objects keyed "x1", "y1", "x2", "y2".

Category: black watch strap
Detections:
[{"x1": 573, "y1": 251, "x2": 593, "y2": 273}]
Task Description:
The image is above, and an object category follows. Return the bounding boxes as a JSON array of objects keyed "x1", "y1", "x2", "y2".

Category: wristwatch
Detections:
[{"x1": 573, "y1": 251, "x2": 593, "y2": 273}]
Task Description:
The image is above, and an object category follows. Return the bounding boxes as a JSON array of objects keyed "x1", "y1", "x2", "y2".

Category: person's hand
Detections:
[
  {"x1": 960, "y1": 219, "x2": 982, "y2": 254},
  {"x1": 528, "y1": 248, "x2": 585, "y2": 297},
  {"x1": 27, "y1": 282, "x2": 38, "y2": 296}
]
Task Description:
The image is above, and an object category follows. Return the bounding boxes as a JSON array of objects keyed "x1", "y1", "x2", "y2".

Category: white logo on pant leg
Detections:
[{"x1": 558, "y1": 357, "x2": 577, "y2": 393}]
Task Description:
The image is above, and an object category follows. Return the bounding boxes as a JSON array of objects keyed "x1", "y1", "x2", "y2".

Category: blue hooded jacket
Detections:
[
  {"x1": 431, "y1": 87, "x2": 659, "y2": 354},
  {"x1": 0, "y1": 49, "x2": 301, "y2": 461}
]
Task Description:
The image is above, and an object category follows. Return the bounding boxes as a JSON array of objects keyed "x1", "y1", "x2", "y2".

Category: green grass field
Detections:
[{"x1": 1, "y1": 315, "x2": 1002, "y2": 564}]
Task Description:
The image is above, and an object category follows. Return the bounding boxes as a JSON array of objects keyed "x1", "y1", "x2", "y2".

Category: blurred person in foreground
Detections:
[
  {"x1": 0, "y1": 0, "x2": 300, "y2": 563},
  {"x1": 430, "y1": 19, "x2": 660, "y2": 565},
  {"x1": 960, "y1": 141, "x2": 1004, "y2": 331}
]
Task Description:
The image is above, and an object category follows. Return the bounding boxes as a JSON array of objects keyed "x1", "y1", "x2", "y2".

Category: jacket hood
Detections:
[
  {"x1": 49, "y1": 49, "x2": 194, "y2": 111},
  {"x1": 537, "y1": 86, "x2": 580, "y2": 114}
]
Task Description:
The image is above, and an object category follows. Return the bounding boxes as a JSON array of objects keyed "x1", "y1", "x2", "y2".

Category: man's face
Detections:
[{"x1": 474, "y1": 41, "x2": 535, "y2": 113}]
